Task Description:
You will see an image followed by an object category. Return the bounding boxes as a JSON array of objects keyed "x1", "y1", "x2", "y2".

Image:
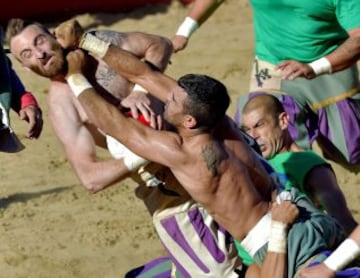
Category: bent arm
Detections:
[
  {"x1": 326, "y1": 27, "x2": 360, "y2": 72},
  {"x1": 306, "y1": 166, "x2": 358, "y2": 235},
  {"x1": 80, "y1": 33, "x2": 177, "y2": 103},
  {"x1": 48, "y1": 86, "x2": 131, "y2": 193},
  {"x1": 121, "y1": 32, "x2": 173, "y2": 72}
]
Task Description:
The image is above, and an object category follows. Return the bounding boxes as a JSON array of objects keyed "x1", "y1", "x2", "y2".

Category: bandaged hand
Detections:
[
  {"x1": 271, "y1": 200, "x2": 299, "y2": 226},
  {"x1": 54, "y1": 19, "x2": 84, "y2": 50},
  {"x1": 66, "y1": 49, "x2": 87, "y2": 77}
]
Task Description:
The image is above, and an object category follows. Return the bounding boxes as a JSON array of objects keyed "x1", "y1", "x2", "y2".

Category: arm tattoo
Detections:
[{"x1": 202, "y1": 144, "x2": 221, "y2": 177}]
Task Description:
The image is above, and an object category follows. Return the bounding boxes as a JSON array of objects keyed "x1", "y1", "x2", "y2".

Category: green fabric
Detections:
[
  {"x1": 234, "y1": 240, "x2": 254, "y2": 266},
  {"x1": 250, "y1": 188, "x2": 345, "y2": 278},
  {"x1": 267, "y1": 150, "x2": 328, "y2": 193},
  {"x1": 250, "y1": 0, "x2": 360, "y2": 64}
]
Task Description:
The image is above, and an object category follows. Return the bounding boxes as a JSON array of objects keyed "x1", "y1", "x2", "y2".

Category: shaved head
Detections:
[{"x1": 242, "y1": 94, "x2": 284, "y2": 120}]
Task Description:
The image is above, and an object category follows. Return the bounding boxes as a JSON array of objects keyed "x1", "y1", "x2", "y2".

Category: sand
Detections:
[{"x1": 1, "y1": 0, "x2": 359, "y2": 277}]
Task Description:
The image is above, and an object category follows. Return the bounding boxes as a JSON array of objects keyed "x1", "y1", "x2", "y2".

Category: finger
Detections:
[
  {"x1": 149, "y1": 113, "x2": 157, "y2": 129},
  {"x1": 137, "y1": 104, "x2": 152, "y2": 122},
  {"x1": 157, "y1": 115, "x2": 163, "y2": 130},
  {"x1": 130, "y1": 106, "x2": 139, "y2": 120}
]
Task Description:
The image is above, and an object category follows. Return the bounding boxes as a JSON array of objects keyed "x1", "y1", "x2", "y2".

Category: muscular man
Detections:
[
  {"x1": 60, "y1": 33, "x2": 344, "y2": 277},
  {"x1": 241, "y1": 93, "x2": 358, "y2": 235},
  {"x1": 6, "y1": 18, "x2": 250, "y2": 276},
  {"x1": 5, "y1": 18, "x2": 172, "y2": 191}
]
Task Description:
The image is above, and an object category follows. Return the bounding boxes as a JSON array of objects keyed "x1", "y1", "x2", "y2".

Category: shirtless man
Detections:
[
  {"x1": 6, "y1": 18, "x2": 250, "y2": 277},
  {"x1": 5, "y1": 18, "x2": 172, "y2": 191},
  {"x1": 57, "y1": 33, "x2": 344, "y2": 277}
]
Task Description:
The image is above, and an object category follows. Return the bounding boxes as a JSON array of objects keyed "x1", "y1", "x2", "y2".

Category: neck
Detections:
[{"x1": 281, "y1": 133, "x2": 303, "y2": 153}]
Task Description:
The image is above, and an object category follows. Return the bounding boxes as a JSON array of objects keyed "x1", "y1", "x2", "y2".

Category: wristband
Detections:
[
  {"x1": 267, "y1": 221, "x2": 287, "y2": 253},
  {"x1": 309, "y1": 57, "x2": 332, "y2": 76},
  {"x1": 324, "y1": 238, "x2": 360, "y2": 271},
  {"x1": 132, "y1": 84, "x2": 147, "y2": 93},
  {"x1": 137, "y1": 166, "x2": 163, "y2": 187},
  {"x1": 176, "y1": 17, "x2": 199, "y2": 38},
  {"x1": 79, "y1": 33, "x2": 110, "y2": 59},
  {"x1": 66, "y1": 73, "x2": 93, "y2": 97},
  {"x1": 20, "y1": 91, "x2": 38, "y2": 109}
]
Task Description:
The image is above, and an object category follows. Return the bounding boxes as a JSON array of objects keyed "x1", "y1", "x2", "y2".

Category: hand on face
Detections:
[{"x1": 65, "y1": 49, "x2": 87, "y2": 77}]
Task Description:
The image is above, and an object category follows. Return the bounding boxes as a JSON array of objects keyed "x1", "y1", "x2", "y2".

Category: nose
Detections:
[
  {"x1": 34, "y1": 47, "x2": 45, "y2": 59},
  {"x1": 247, "y1": 128, "x2": 259, "y2": 140}
]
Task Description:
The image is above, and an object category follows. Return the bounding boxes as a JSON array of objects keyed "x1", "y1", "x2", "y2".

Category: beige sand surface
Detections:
[{"x1": 1, "y1": 0, "x2": 359, "y2": 277}]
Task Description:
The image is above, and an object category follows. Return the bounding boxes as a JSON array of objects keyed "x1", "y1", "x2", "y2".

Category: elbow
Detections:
[{"x1": 79, "y1": 178, "x2": 104, "y2": 194}]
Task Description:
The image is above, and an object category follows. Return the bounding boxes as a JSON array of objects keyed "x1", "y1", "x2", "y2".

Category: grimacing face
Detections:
[
  {"x1": 10, "y1": 24, "x2": 65, "y2": 78},
  {"x1": 241, "y1": 107, "x2": 284, "y2": 159}
]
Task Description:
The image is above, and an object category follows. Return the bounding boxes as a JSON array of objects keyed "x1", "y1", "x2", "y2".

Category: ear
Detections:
[
  {"x1": 278, "y1": 112, "x2": 289, "y2": 130},
  {"x1": 183, "y1": 114, "x2": 197, "y2": 129}
]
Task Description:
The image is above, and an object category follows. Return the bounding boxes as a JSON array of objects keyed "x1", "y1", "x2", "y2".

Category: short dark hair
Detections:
[
  {"x1": 5, "y1": 18, "x2": 50, "y2": 46},
  {"x1": 178, "y1": 74, "x2": 230, "y2": 130}
]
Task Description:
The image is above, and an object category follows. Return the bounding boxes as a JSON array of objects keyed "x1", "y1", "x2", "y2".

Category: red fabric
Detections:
[
  {"x1": 20, "y1": 91, "x2": 38, "y2": 109},
  {"x1": 126, "y1": 111, "x2": 151, "y2": 126}
]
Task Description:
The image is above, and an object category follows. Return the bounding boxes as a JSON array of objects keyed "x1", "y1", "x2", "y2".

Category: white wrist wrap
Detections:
[
  {"x1": 137, "y1": 166, "x2": 163, "y2": 187},
  {"x1": 324, "y1": 239, "x2": 360, "y2": 271},
  {"x1": 133, "y1": 84, "x2": 147, "y2": 93},
  {"x1": 123, "y1": 150, "x2": 148, "y2": 171},
  {"x1": 66, "y1": 73, "x2": 93, "y2": 97},
  {"x1": 309, "y1": 57, "x2": 332, "y2": 76},
  {"x1": 176, "y1": 17, "x2": 199, "y2": 38},
  {"x1": 268, "y1": 221, "x2": 287, "y2": 253},
  {"x1": 79, "y1": 33, "x2": 110, "y2": 58}
]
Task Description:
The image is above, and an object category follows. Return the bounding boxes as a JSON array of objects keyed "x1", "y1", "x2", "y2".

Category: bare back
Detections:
[{"x1": 167, "y1": 120, "x2": 273, "y2": 241}]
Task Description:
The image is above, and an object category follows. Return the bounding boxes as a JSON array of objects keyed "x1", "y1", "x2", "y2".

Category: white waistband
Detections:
[{"x1": 241, "y1": 212, "x2": 271, "y2": 257}]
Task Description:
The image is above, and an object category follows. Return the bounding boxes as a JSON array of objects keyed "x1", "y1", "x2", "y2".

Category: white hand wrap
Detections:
[
  {"x1": 79, "y1": 33, "x2": 110, "y2": 58},
  {"x1": 133, "y1": 84, "x2": 148, "y2": 93},
  {"x1": 106, "y1": 135, "x2": 148, "y2": 171},
  {"x1": 137, "y1": 166, "x2": 162, "y2": 187},
  {"x1": 268, "y1": 221, "x2": 287, "y2": 253},
  {"x1": 309, "y1": 57, "x2": 332, "y2": 76},
  {"x1": 66, "y1": 73, "x2": 93, "y2": 97},
  {"x1": 176, "y1": 17, "x2": 199, "y2": 38},
  {"x1": 324, "y1": 238, "x2": 360, "y2": 271}
]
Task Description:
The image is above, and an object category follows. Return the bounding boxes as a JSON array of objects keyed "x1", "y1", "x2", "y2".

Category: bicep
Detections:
[{"x1": 121, "y1": 32, "x2": 173, "y2": 71}]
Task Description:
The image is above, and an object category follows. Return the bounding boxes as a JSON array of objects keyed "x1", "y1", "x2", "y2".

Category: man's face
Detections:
[
  {"x1": 163, "y1": 86, "x2": 187, "y2": 126},
  {"x1": 10, "y1": 24, "x2": 65, "y2": 78},
  {"x1": 241, "y1": 107, "x2": 285, "y2": 159}
]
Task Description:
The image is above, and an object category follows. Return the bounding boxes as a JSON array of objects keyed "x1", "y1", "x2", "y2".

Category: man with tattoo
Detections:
[
  {"x1": 6, "y1": 18, "x2": 251, "y2": 277},
  {"x1": 59, "y1": 32, "x2": 344, "y2": 277}
]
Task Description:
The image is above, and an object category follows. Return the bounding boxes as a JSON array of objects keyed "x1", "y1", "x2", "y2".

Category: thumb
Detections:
[{"x1": 19, "y1": 109, "x2": 27, "y2": 121}]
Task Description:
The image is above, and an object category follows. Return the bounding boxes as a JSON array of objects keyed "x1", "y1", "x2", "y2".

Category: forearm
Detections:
[
  {"x1": 80, "y1": 34, "x2": 174, "y2": 102},
  {"x1": 188, "y1": 0, "x2": 224, "y2": 26},
  {"x1": 326, "y1": 28, "x2": 360, "y2": 72},
  {"x1": 70, "y1": 156, "x2": 130, "y2": 193}
]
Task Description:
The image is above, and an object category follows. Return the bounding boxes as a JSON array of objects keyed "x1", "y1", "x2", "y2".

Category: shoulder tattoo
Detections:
[{"x1": 201, "y1": 144, "x2": 222, "y2": 177}]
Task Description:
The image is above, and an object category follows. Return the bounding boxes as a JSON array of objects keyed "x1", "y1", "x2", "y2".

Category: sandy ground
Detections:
[{"x1": 1, "y1": 0, "x2": 359, "y2": 277}]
